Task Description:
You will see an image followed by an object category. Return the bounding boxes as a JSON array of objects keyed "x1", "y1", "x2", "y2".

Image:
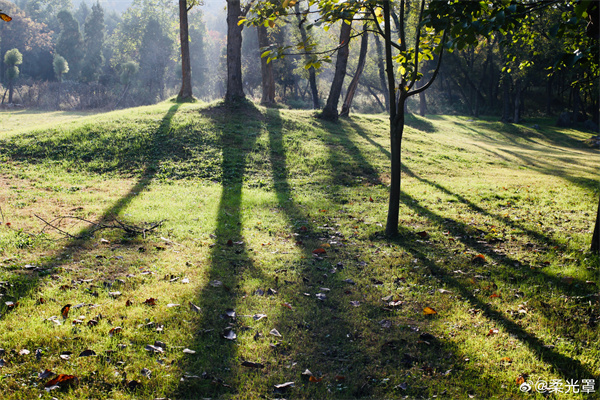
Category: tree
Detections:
[
  {"x1": 53, "y1": 53, "x2": 68, "y2": 109},
  {"x1": 81, "y1": 2, "x2": 105, "y2": 83},
  {"x1": 3, "y1": 48, "x2": 22, "y2": 103},
  {"x1": 294, "y1": 1, "x2": 319, "y2": 109},
  {"x1": 138, "y1": 18, "x2": 172, "y2": 103},
  {"x1": 114, "y1": 60, "x2": 138, "y2": 108},
  {"x1": 225, "y1": 0, "x2": 245, "y2": 102},
  {"x1": 56, "y1": 10, "x2": 84, "y2": 80},
  {"x1": 319, "y1": 20, "x2": 352, "y2": 121},
  {"x1": 177, "y1": 0, "x2": 193, "y2": 101},
  {"x1": 340, "y1": 22, "x2": 368, "y2": 117},
  {"x1": 257, "y1": 25, "x2": 275, "y2": 105}
]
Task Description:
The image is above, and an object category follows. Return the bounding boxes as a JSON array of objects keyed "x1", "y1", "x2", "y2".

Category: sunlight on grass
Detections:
[{"x1": 0, "y1": 100, "x2": 597, "y2": 399}]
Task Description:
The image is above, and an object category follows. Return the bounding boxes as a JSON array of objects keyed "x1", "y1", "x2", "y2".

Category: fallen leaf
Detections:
[
  {"x1": 241, "y1": 361, "x2": 264, "y2": 369},
  {"x1": 282, "y1": 302, "x2": 293, "y2": 310},
  {"x1": 182, "y1": 348, "x2": 196, "y2": 354},
  {"x1": 141, "y1": 368, "x2": 152, "y2": 378},
  {"x1": 501, "y1": 357, "x2": 512, "y2": 363},
  {"x1": 335, "y1": 375, "x2": 346, "y2": 381},
  {"x1": 189, "y1": 302, "x2": 201, "y2": 313},
  {"x1": 490, "y1": 293, "x2": 501, "y2": 299},
  {"x1": 38, "y1": 369, "x2": 55, "y2": 379},
  {"x1": 253, "y1": 313, "x2": 267, "y2": 321},
  {"x1": 167, "y1": 303, "x2": 180, "y2": 308},
  {"x1": 423, "y1": 307, "x2": 438, "y2": 315},
  {"x1": 61, "y1": 304, "x2": 71, "y2": 319},
  {"x1": 223, "y1": 329, "x2": 236, "y2": 340},
  {"x1": 78, "y1": 349, "x2": 96, "y2": 357},
  {"x1": 18, "y1": 349, "x2": 30, "y2": 356},
  {"x1": 416, "y1": 231, "x2": 430, "y2": 239},
  {"x1": 125, "y1": 299, "x2": 133, "y2": 307},
  {"x1": 350, "y1": 301, "x2": 360, "y2": 307},
  {"x1": 309, "y1": 376, "x2": 323, "y2": 383},
  {"x1": 210, "y1": 280, "x2": 223, "y2": 287},
  {"x1": 487, "y1": 328, "x2": 499, "y2": 336},
  {"x1": 109, "y1": 291, "x2": 121, "y2": 298},
  {"x1": 438, "y1": 289, "x2": 452, "y2": 294},
  {"x1": 379, "y1": 319, "x2": 392, "y2": 329},
  {"x1": 269, "y1": 328, "x2": 282, "y2": 337},
  {"x1": 144, "y1": 344, "x2": 164, "y2": 353},
  {"x1": 266, "y1": 288, "x2": 277, "y2": 295},
  {"x1": 301, "y1": 369, "x2": 313, "y2": 377},
  {"x1": 109, "y1": 326, "x2": 123, "y2": 336},
  {"x1": 312, "y1": 248, "x2": 327, "y2": 255},
  {"x1": 144, "y1": 298, "x2": 157, "y2": 306},
  {"x1": 181, "y1": 278, "x2": 189, "y2": 284},
  {"x1": 87, "y1": 319, "x2": 98, "y2": 327},
  {"x1": 274, "y1": 381, "x2": 295, "y2": 392},
  {"x1": 224, "y1": 309, "x2": 236, "y2": 319},
  {"x1": 472, "y1": 254, "x2": 486, "y2": 263},
  {"x1": 45, "y1": 374, "x2": 78, "y2": 391}
]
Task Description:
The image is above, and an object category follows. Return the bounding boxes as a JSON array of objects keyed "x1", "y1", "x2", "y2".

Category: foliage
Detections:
[
  {"x1": 52, "y1": 53, "x2": 69, "y2": 79},
  {"x1": 56, "y1": 10, "x2": 84, "y2": 80},
  {"x1": 80, "y1": 1, "x2": 105, "y2": 83}
]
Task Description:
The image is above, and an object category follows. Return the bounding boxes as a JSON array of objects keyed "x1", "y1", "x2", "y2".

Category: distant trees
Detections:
[
  {"x1": 3, "y1": 48, "x2": 22, "y2": 103},
  {"x1": 80, "y1": 2, "x2": 104, "y2": 83},
  {"x1": 53, "y1": 53, "x2": 68, "y2": 108},
  {"x1": 56, "y1": 10, "x2": 84, "y2": 80}
]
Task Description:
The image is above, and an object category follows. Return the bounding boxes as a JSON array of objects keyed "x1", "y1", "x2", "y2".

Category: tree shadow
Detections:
[
  {"x1": 0, "y1": 104, "x2": 182, "y2": 319},
  {"x1": 172, "y1": 102, "x2": 266, "y2": 398}
]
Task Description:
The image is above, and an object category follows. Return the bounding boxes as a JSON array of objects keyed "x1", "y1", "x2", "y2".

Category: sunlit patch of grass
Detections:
[{"x1": 0, "y1": 100, "x2": 597, "y2": 399}]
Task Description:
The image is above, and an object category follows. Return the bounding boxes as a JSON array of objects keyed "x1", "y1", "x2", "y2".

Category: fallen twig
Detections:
[{"x1": 34, "y1": 214, "x2": 165, "y2": 239}]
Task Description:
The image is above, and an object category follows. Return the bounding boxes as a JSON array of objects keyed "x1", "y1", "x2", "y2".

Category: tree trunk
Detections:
[
  {"x1": 225, "y1": 0, "x2": 245, "y2": 102},
  {"x1": 257, "y1": 25, "x2": 275, "y2": 105},
  {"x1": 177, "y1": 0, "x2": 193, "y2": 101},
  {"x1": 386, "y1": 99, "x2": 405, "y2": 236},
  {"x1": 373, "y1": 33, "x2": 389, "y2": 112},
  {"x1": 572, "y1": 86, "x2": 580, "y2": 124},
  {"x1": 340, "y1": 24, "x2": 368, "y2": 117},
  {"x1": 501, "y1": 76, "x2": 510, "y2": 122},
  {"x1": 295, "y1": 3, "x2": 319, "y2": 109},
  {"x1": 8, "y1": 80, "x2": 14, "y2": 104},
  {"x1": 418, "y1": 79, "x2": 427, "y2": 116},
  {"x1": 514, "y1": 79, "x2": 522, "y2": 123},
  {"x1": 592, "y1": 195, "x2": 600, "y2": 254},
  {"x1": 56, "y1": 80, "x2": 62, "y2": 110},
  {"x1": 320, "y1": 21, "x2": 352, "y2": 121}
]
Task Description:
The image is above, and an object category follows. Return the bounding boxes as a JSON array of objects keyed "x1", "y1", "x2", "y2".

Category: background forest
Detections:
[{"x1": 0, "y1": 0, "x2": 598, "y2": 129}]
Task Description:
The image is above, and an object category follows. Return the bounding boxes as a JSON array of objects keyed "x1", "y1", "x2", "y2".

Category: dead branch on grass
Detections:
[{"x1": 34, "y1": 214, "x2": 165, "y2": 239}]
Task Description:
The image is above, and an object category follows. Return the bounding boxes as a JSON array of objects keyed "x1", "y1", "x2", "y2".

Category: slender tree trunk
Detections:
[
  {"x1": 592, "y1": 195, "x2": 600, "y2": 253},
  {"x1": 320, "y1": 21, "x2": 352, "y2": 121},
  {"x1": 418, "y1": 80, "x2": 427, "y2": 116},
  {"x1": 386, "y1": 100, "x2": 405, "y2": 236},
  {"x1": 8, "y1": 80, "x2": 14, "y2": 104},
  {"x1": 514, "y1": 79, "x2": 522, "y2": 123},
  {"x1": 366, "y1": 85, "x2": 386, "y2": 111},
  {"x1": 257, "y1": 25, "x2": 275, "y2": 105},
  {"x1": 295, "y1": 3, "x2": 319, "y2": 109},
  {"x1": 340, "y1": 24, "x2": 368, "y2": 117},
  {"x1": 225, "y1": 0, "x2": 245, "y2": 102},
  {"x1": 178, "y1": 0, "x2": 193, "y2": 101},
  {"x1": 501, "y1": 76, "x2": 510, "y2": 122},
  {"x1": 56, "y1": 80, "x2": 62, "y2": 110},
  {"x1": 546, "y1": 75, "x2": 553, "y2": 116},
  {"x1": 572, "y1": 86, "x2": 580, "y2": 124},
  {"x1": 373, "y1": 33, "x2": 389, "y2": 112}
]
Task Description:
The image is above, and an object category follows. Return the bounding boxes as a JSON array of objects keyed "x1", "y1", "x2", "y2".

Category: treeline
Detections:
[
  {"x1": 1, "y1": 0, "x2": 598, "y2": 129},
  {"x1": 0, "y1": 0, "x2": 212, "y2": 109}
]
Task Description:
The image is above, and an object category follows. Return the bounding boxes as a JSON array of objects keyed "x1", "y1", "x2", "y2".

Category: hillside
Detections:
[{"x1": 0, "y1": 101, "x2": 598, "y2": 399}]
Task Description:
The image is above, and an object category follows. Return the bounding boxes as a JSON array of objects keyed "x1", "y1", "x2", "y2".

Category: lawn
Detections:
[{"x1": 0, "y1": 100, "x2": 598, "y2": 399}]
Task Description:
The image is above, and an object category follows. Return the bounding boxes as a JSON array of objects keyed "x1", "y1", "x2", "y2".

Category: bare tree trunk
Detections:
[
  {"x1": 340, "y1": 24, "x2": 368, "y2": 117},
  {"x1": 320, "y1": 21, "x2": 352, "y2": 121},
  {"x1": 178, "y1": 0, "x2": 193, "y2": 101},
  {"x1": 514, "y1": 79, "x2": 521, "y2": 124},
  {"x1": 225, "y1": 0, "x2": 245, "y2": 102},
  {"x1": 257, "y1": 25, "x2": 275, "y2": 105},
  {"x1": 592, "y1": 195, "x2": 600, "y2": 254},
  {"x1": 418, "y1": 80, "x2": 427, "y2": 116},
  {"x1": 8, "y1": 80, "x2": 14, "y2": 104},
  {"x1": 295, "y1": 3, "x2": 319, "y2": 109},
  {"x1": 501, "y1": 76, "x2": 510, "y2": 122}
]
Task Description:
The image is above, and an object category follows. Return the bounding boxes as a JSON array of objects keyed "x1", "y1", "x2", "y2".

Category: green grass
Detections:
[{"x1": 0, "y1": 100, "x2": 598, "y2": 399}]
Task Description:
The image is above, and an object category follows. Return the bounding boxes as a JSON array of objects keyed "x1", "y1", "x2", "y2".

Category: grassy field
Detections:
[{"x1": 0, "y1": 100, "x2": 598, "y2": 399}]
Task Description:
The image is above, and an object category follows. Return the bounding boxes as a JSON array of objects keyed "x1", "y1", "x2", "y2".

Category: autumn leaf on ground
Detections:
[
  {"x1": 309, "y1": 376, "x2": 323, "y2": 382},
  {"x1": 224, "y1": 309, "x2": 236, "y2": 319},
  {"x1": 144, "y1": 298, "x2": 157, "y2": 306},
  {"x1": 18, "y1": 349, "x2": 30, "y2": 356},
  {"x1": 516, "y1": 374, "x2": 528, "y2": 385},
  {"x1": 87, "y1": 319, "x2": 98, "y2": 327},
  {"x1": 472, "y1": 254, "x2": 486, "y2": 263},
  {"x1": 269, "y1": 328, "x2": 282, "y2": 337},
  {"x1": 38, "y1": 369, "x2": 55, "y2": 379},
  {"x1": 182, "y1": 348, "x2": 196, "y2": 354},
  {"x1": 274, "y1": 381, "x2": 295, "y2": 393},
  {"x1": 144, "y1": 344, "x2": 164, "y2": 353},
  {"x1": 109, "y1": 326, "x2": 123, "y2": 336},
  {"x1": 416, "y1": 231, "x2": 430, "y2": 239},
  {"x1": 223, "y1": 329, "x2": 237, "y2": 340},
  {"x1": 282, "y1": 302, "x2": 293, "y2": 310},
  {"x1": 423, "y1": 307, "x2": 438, "y2": 315},
  {"x1": 61, "y1": 304, "x2": 71, "y2": 319},
  {"x1": 312, "y1": 248, "x2": 326, "y2": 255},
  {"x1": 125, "y1": 299, "x2": 133, "y2": 307},
  {"x1": 45, "y1": 374, "x2": 78, "y2": 391},
  {"x1": 109, "y1": 291, "x2": 121, "y2": 298},
  {"x1": 487, "y1": 328, "x2": 499, "y2": 336},
  {"x1": 59, "y1": 351, "x2": 72, "y2": 360},
  {"x1": 490, "y1": 293, "x2": 501, "y2": 299}
]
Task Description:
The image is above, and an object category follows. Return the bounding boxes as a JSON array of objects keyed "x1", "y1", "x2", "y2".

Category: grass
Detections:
[{"x1": 0, "y1": 100, "x2": 598, "y2": 399}]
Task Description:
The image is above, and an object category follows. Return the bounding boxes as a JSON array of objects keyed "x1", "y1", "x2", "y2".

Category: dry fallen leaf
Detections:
[
  {"x1": 223, "y1": 330, "x2": 237, "y2": 340},
  {"x1": 78, "y1": 349, "x2": 96, "y2": 357},
  {"x1": 269, "y1": 328, "x2": 282, "y2": 337},
  {"x1": 312, "y1": 248, "x2": 327, "y2": 255},
  {"x1": 487, "y1": 328, "x2": 499, "y2": 336},
  {"x1": 61, "y1": 304, "x2": 71, "y2": 319},
  {"x1": 423, "y1": 307, "x2": 438, "y2": 315},
  {"x1": 45, "y1": 374, "x2": 78, "y2": 391},
  {"x1": 189, "y1": 302, "x2": 201, "y2": 313},
  {"x1": 109, "y1": 326, "x2": 123, "y2": 336},
  {"x1": 183, "y1": 348, "x2": 196, "y2": 354},
  {"x1": 416, "y1": 231, "x2": 430, "y2": 239},
  {"x1": 144, "y1": 298, "x2": 157, "y2": 306},
  {"x1": 309, "y1": 376, "x2": 323, "y2": 383}
]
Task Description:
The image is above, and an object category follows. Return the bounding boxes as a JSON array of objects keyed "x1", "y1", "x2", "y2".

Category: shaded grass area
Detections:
[{"x1": 0, "y1": 102, "x2": 598, "y2": 399}]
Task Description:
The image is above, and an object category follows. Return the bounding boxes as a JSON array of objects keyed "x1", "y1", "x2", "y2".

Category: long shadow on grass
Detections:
[
  {"x1": 388, "y1": 191, "x2": 597, "y2": 379},
  {"x1": 0, "y1": 104, "x2": 181, "y2": 319},
  {"x1": 172, "y1": 102, "x2": 266, "y2": 398},
  {"x1": 263, "y1": 111, "x2": 518, "y2": 399}
]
